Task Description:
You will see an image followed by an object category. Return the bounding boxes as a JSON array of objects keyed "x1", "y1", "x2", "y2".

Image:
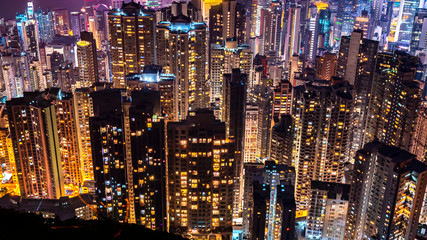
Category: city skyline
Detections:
[{"x1": 0, "y1": 0, "x2": 427, "y2": 239}]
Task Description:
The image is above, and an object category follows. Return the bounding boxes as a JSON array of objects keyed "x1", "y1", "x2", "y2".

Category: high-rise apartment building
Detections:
[
  {"x1": 156, "y1": 16, "x2": 208, "y2": 118},
  {"x1": 411, "y1": 103, "x2": 427, "y2": 163},
  {"x1": 345, "y1": 141, "x2": 427, "y2": 240},
  {"x1": 73, "y1": 88, "x2": 94, "y2": 182},
  {"x1": 270, "y1": 114, "x2": 293, "y2": 166},
  {"x1": 53, "y1": 8, "x2": 70, "y2": 36},
  {"x1": 260, "y1": 1, "x2": 282, "y2": 56},
  {"x1": 248, "y1": 84, "x2": 273, "y2": 161},
  {"x1": 222, "y1": 69, "x2": 247, "y2": 226},
  {"x1": 166, "y1": 110, "x2": 235, "y2": 238},
  {"x1": 292, "y1": 81, "x2": 353, "y2": 214},
  {"x1": 242, "y1": 161, "x2": 295, "y2": 240},
  {"x1": 353, "y1": 10, "x2": 370, "y2": 38},
  {"x1": 90, "y1": 89, "x2": 128, "y2": 221},
  {"x1": 305, "y1": 181, "x2": 350, "y2": 240},
  {"x1": 108, "y1": 2, "x2": 156, "y2": 88},
  {"x1": 315, "y1": 53, "x2": 337, "y2": 81},
  {"x1": 7, "y1": 91, "x2": 64, "y2": 199},
  {"x1": 210, "y1": 41, "x2": 252, "y2": 104},
  {"x1": 283, "y1": 3, "x2": 301, "y2": 65},
  {"x1": 76, "y1": 31, "x2": 98, "y2": 88},
  {"x1": 209, "y1": 0, "x2": 246, "y2": 46},
  {"x1": 337, "y1": 30, "x2": 379, "y2": 160},
  {"x1": 127, "y1": 90, "x2": 166, "y2": 230},
  {"x1": 410, "y1": 8, "x2": 427, "y2": 54},
  {"x1": 35, "y1": 8, "x2": 55, "y2": 44},
  {"x1": 243, "y1": 103, "x2": 259, "y2": 163},
  {"x1": 272, "y1": 79, "x2": 292, "y2": 119},
  {"x1": 55, "y1": 91, "x2": 81, "y2": 194},
  {"x1": 364, "y1": 51, "x2": 421, "y2": 151}
]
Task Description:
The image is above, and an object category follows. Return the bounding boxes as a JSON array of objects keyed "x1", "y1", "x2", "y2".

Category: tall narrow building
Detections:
[
  {"x1": 315, "y1": 53, "x2": 337, "y2": 81},
  {"x1": 270, "y1": 114, "x2": 293, "y2": 166},
  {"x1": 260, "y1": 1, "x2": 283, "y2": 57},
  {"x1": 73, "y1": 88, "x2": 94, "y2": 182},
  {"x1": 209, "y1": 0, "x2": 246, "y2": 46},
  {"x1": 210, "y1": 41, "x2": 252, "y2": 104},
  {"x1": 283, "y1": 3, "x2": 301, "y2": 65},
  {"x1": 7, "y1": 91, "x2": 64, "y2": 199},
  {"x1": 108, "y1": 2, "x2": 156, "y2": 88},
  {"x1": 156, "y1": 16, "x2": 208, "y2": 118},
  {"x1": 166, "y1": 110, "x2": 235, "y2": 238},
  {"x1": 90, "y1": 89, "x2": 128, "y2": 221},
  {"x1": 305, "y1": 181, "x2": 350, "y2": 240},
  {"x1": 292, "y1": 81, "x2": 353, "y2": 214},
  {"x1": 337, "y1": 30, "x2": 379, "y2": 160},
  {"x1": 364, "y1": 51, "x2": 421, "y2": 151},
  {"x1": 127, "y1": 90, "x2": 166, "y2": 230},
  {"x1": 76, "y1": 31, "x2": 98, "y2": 88},
  {"x1": 272, "y1": 79, "x2": 292, "y2": 119},
  {"x1": 222, "y1": 69, "x2": 247, "y2": 226},
  {"x1": 242, "y1": 161, "x2": 295, "y2": 240},
  {"x1": 243, "y1": 104, "x2": 259, "y2": 163},
  {"x1": 410, "y1": 103, "x2": 427, "y2": 162},
  {"x1": 248, "y1": 84, "x2": 273, "y2": 161},
  {"x1": 345, "y1": 141, "x2": 427, "y2": 240},
  {"x1": 54, "y1": 90, "x2": 81, "y2": 194}
]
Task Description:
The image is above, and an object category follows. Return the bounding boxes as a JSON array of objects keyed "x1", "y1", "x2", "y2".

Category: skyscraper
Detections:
[
  {"x1": 410, "y1": 8, "x2": 427, "y2": 54},
  {"x1": 242, "y1": 161, "x2": 295, "y2": 240},
  {"x1": 411, "y1": 103, "x2": 427, "y2": 163},
  {"x1": 243, "y1": 103, "x2": 259, "y2": 163},
  {"x1": 127, "y1": 90, "x2": 166, "y2": 230},
  {"x1": 209, "y1": 0, "x2": 246, "y2": 46},
  {"x1": 314, "y1": 52, "x2": 337, "y2": 81},
  {"x1": 260, "y1": 1, "x2": 282, "y2": 56},
  {"x1": 54, "y1": 91, "x2": 81, "y2": 195},
  {"x1": 222, "y1": 69, "x2": 247, "y2": 226},
  {"x1": 156, "y1": 16, "x2": 208, "y2": 118},
  {"x1": 345, "y1": 141, "x2": 427, "y2": 240},
  {"x1": 270, "y1": 114, "x2": 293, "y2": 166},
  {"x1": 108, "y1": 2, "x2": 156, "y2": 88},
  {"x1": 90, "y1": 89, "x2": 128, "y2": 221},
  {"x1": 166, "y1": 110, "x2": 235, "y2": 238},
  {"x1": 210, "y1": 41, "x2": 252, "y2": 104},
  {"x1": 337, "y1": 30, "x2": 379, "y2": 160},
  {"x1": 305, "y1": 181, "x2": 350, "y2": 240},
  {"x1": 53, "y1": 8, "x2": 70, "y2": 36},
  {"x1": 283, "y1": 3, "x2": 301, "y2": 65},
  {"x1": 73, "y1": 88, "x2": 94, "y2": 182},
  {"x1": 248, "y1": 83, "x2": 273, "y2": 161},
  {"x1": 353, "y1": 10, "x2": 370, "y2": 38},
  {"x1": 34, "y1": 8, "x2": 55, "y2": 44},
  {"x1": 7, "y1": 91, "x2": 64, "y2": 199},
  {"x1": 272, "y1": 79, "x2": 292, "y2": 119},
  {"x1": 76, "y1": 31, "x2": 98, "y2": 88},
  {"x1": 364, "y1": 51, "x2": 421, "y2": 151},
  {"x1": 292, "y1": 81, "x2": 353, "y2": 214}
]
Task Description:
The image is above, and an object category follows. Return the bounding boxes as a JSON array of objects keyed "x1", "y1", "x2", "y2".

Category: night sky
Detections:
[{"x1": 0, "y1": 0, "x2": 85, "y2": 20}]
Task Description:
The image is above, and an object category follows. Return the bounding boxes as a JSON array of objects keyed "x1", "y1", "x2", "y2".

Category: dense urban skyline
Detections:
[{"x1": 0, "y1": 0, "x2": 427, "y2": 239}]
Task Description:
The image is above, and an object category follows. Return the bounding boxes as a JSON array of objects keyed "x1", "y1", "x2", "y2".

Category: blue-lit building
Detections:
[
  {"x1": 318, "y1": 9, "x2": 331, "y2": 50},
  {"x1": 156, "y1": 15, "x2": 209, "y2": 119}
]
